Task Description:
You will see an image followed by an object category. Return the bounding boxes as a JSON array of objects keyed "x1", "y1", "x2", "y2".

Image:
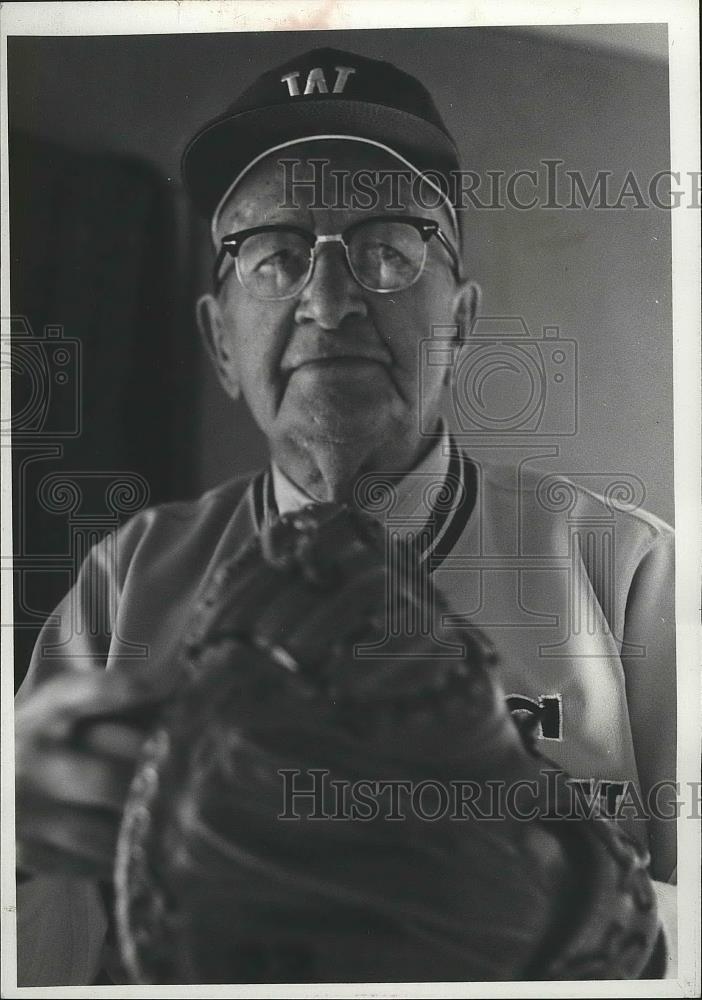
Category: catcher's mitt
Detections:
[{"x1": 114, "y1": 504, "x2": 663, "y2": 984}]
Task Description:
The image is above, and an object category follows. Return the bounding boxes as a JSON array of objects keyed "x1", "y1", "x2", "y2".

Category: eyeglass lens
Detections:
[{"x1": 236, "y1": 220, "x2": 429, "y2": 299}]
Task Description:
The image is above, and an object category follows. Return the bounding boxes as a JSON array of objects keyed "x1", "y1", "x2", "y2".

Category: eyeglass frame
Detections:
[{"x1": 212, "y1": 214, "x2": 462, "y2": 297}]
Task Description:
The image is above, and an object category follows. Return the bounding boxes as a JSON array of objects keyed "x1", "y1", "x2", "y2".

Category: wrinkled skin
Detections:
[{"x1": 197, "y1": 139, "x2": 477, "y2": 502}]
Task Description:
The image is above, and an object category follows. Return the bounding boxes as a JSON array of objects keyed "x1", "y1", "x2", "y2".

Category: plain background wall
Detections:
[{"x1": 8, "y1": 25, "x2": 674, "y2": 523}]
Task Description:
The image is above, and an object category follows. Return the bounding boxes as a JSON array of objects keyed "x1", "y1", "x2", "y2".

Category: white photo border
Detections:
[{"x1": 1, "y1": 2, "x2": 699, "y2": 998}]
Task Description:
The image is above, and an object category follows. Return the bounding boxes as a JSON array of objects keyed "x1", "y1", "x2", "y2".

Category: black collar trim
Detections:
[{"x1": 251, "y1": 442, "x2": 477, "y2": 571}]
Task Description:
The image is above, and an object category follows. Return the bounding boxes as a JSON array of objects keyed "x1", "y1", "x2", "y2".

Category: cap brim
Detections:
[{"x1": 182, "y1": 99, "x2": 460, "y2": 219}]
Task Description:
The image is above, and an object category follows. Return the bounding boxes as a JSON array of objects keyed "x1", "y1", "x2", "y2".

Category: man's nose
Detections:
[{"x1": 294, "y1": 244, "x2": 368, "y2": 329}]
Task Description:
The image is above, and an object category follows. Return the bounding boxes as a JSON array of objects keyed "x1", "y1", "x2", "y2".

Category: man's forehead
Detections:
[{"x1": 213, "y1": 140, "x2": 455, "y2": 236}]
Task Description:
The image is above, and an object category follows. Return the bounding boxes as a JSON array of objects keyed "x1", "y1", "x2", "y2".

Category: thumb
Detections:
[{"x1": 68, "y1": 666, "x2": 178, "y2": 753}]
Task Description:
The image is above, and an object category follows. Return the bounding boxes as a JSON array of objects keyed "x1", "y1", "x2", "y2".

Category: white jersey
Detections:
[
  {"x1": 268, "y1": 446, "x2": 676, "y2": 861},
  {"x1": 16, "y1": 448, "x2": 676, "y2": 984}
]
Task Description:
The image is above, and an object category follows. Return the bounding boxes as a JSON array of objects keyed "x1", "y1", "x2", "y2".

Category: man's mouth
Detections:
[
  {"x1": 289, "y1": 356, "x2": 386, "y2": 372},
  {"x1": 280, "y1": 354, "x2": 391, "y2": 391},
  {"x1": 277, "y1": 331, "x2": 397, "y2": 403}
]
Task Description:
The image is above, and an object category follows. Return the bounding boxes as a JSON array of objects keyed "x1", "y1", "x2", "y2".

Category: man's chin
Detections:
[
  {"x1": 279, "y1": 373, "x2": 399, "y2": 443},
  {"x1": 286, "y1": 416, "x2": 382, "y2": 446}
]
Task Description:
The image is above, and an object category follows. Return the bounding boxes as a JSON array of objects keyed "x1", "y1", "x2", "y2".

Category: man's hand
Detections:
[{"x1": 15, "y1": 668, "x2": 167, "y2": 881}]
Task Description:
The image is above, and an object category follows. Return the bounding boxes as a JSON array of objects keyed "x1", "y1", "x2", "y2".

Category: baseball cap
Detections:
[{"x1": 182, "y1": 46, "x2": 462, "y2": 235}]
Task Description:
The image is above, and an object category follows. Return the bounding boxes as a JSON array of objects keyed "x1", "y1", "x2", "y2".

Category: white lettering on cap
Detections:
[{"x1": 281, "y1": 66, "x2": 356, "y2": 98}]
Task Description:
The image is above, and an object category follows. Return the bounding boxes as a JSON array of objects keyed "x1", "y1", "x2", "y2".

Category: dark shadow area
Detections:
[{"x1": 9, "y1": 131, "x2": 200, "y2": 689}]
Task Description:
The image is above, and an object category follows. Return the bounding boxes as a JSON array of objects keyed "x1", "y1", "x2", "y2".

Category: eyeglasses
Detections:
[{"x1": 213, "y1": 215, "x2": 461, "y2": 299}]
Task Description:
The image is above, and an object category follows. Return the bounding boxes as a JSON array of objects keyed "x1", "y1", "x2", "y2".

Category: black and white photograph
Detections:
[{"x1": 1, "y1": 1, "x2": 700, "y2": 995}]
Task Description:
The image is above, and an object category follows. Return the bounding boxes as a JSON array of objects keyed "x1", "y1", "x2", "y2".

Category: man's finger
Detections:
[
  {"x1": 78, "y1": 719, "x2": 147, "y2": 761},
  {"x1": 20, "y1": 668, "x2": 171, "y2": 744},
  {"x1": 18, "y1": 807, "x2": 120, "y2": 881},
  {"x1": 17, "y1": 749, "x2": 137, "y2": 812}
]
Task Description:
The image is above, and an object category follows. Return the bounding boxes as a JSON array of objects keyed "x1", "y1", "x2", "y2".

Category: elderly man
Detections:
[{"x1": 15, "y1": 47, "x2": 676, "y2": 985}]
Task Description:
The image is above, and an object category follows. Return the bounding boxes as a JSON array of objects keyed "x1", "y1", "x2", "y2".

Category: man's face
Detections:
[{"x1": 201, "y1": 140, "x2": 466, "y2": 467}]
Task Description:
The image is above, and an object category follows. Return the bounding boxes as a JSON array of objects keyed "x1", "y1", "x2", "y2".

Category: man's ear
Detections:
[
  {"x1": 196, "y1": 294, "x2": 241, "y2": 401},
  {"x1": 451, "y1": 280, "x2": 481, "y2": 338}
]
